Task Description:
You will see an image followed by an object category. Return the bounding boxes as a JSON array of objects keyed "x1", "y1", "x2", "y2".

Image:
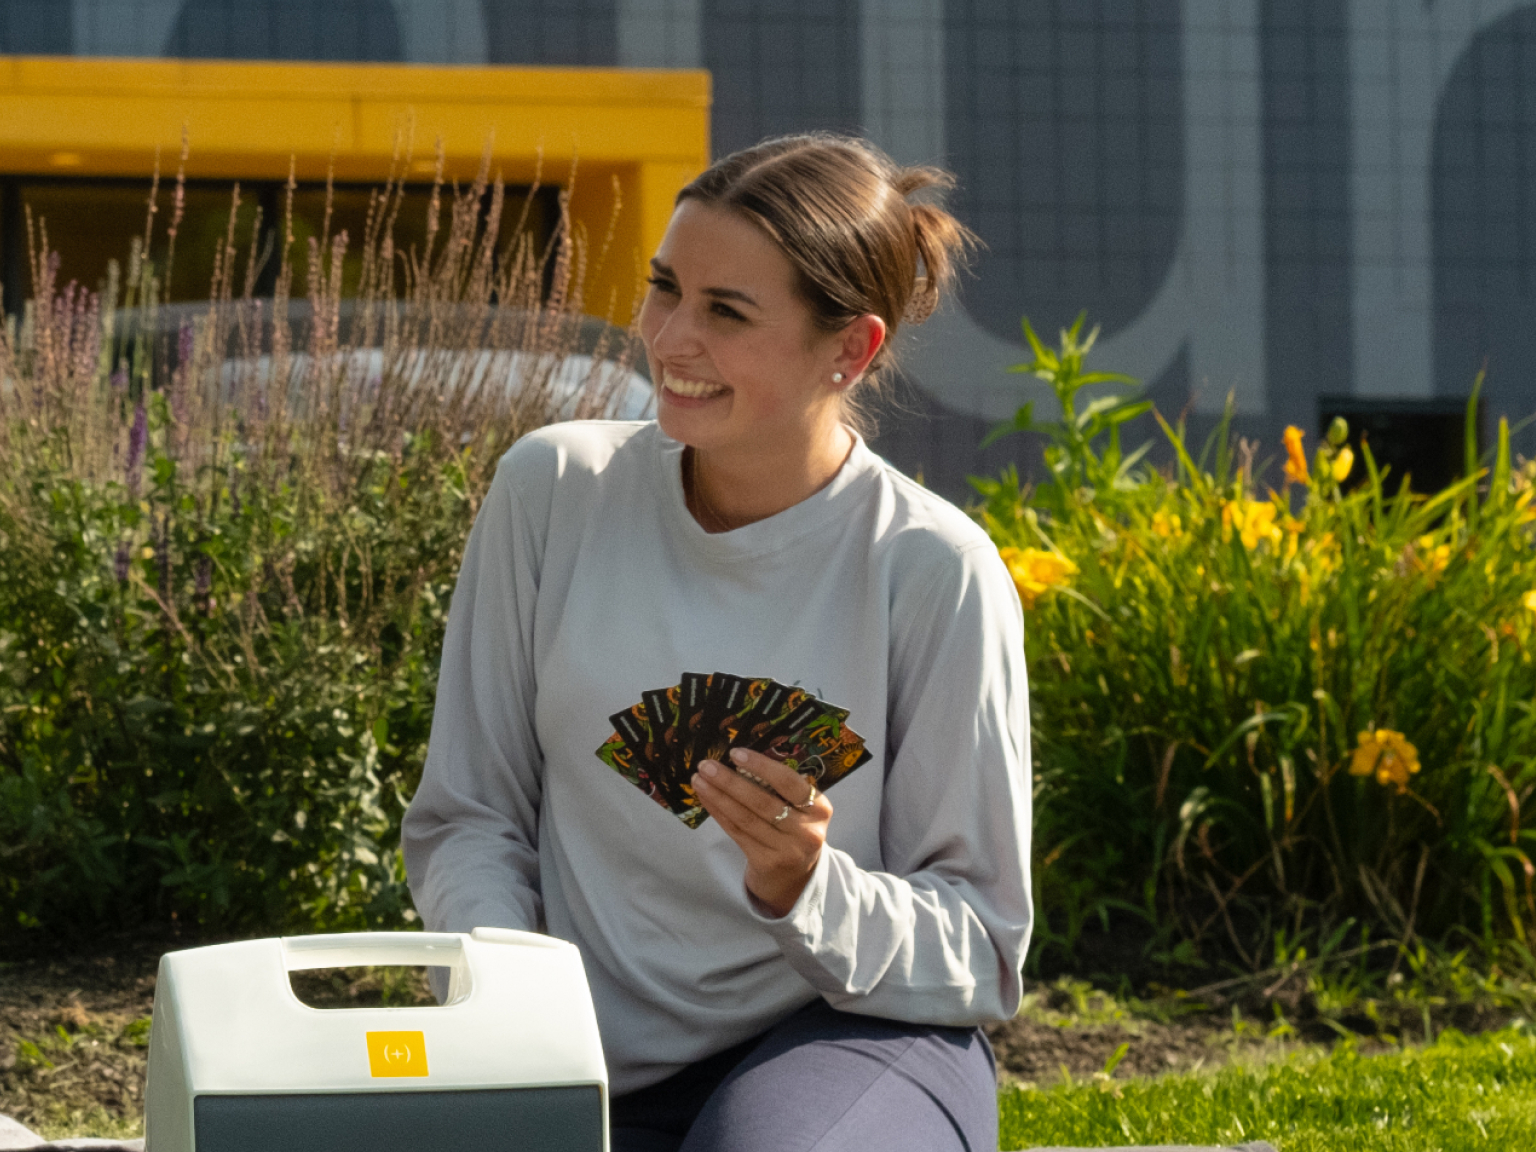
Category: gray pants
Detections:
[{"x1": 609, "y1": 1000, "x2": 998, "y2": 1152}]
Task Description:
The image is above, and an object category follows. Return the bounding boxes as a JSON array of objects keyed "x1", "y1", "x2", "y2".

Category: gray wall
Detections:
[{"x1": 0, "y1": 0, "x2": 71, "y2": 52}]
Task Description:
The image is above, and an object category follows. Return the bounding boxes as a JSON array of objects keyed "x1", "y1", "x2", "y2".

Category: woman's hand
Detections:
[{"x1": 693, "y1": 747, "x2": 833, "y2": 918}]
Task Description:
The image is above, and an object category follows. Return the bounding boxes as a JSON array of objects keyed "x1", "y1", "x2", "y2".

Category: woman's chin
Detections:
[{"x1": 657, "y1": 390, "x2": 732, "y2": 442}]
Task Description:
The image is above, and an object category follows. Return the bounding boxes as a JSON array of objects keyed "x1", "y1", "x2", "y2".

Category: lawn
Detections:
[
  {"x1": 1000, "y1": 1027, "x2": 1536, "y2": 1151},
  {"x1": 5, "y1": 949, "x2": 1535, "y2": 1150}
]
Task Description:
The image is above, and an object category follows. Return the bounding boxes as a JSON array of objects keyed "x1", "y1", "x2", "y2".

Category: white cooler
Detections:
[{"x1": 144, "y1": 928, "x2": 608, "y2": 1152}]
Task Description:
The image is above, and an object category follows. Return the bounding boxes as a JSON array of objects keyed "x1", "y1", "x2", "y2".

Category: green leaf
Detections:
[
  {"x1": 1466, "y1": 369, "x2": 1484, "y2": 530},
  {"x1": 1101, "y1": 1041, "x2": 1131, "y2": 1077},
  {"x1": 982, "y1": 402, "x2": 1038, "y2": 448}
]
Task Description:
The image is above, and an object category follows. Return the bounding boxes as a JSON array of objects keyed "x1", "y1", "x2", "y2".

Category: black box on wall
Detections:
[{"x1": 1316, "y1": 396, "x2": 1483, "y2": 495}]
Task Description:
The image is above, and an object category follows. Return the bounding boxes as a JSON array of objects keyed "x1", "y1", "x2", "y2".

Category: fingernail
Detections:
[
  {"x1": 701, "y1": 761, "x2": 719, "y2": 776},
  {"x1": 730, "y1": 748, "x2": 748, "y2": 764}
]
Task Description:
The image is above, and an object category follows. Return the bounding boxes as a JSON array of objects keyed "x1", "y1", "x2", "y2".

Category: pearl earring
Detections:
[{"x1": 832, "y1": 372, "x2": 845, "y2": 384}]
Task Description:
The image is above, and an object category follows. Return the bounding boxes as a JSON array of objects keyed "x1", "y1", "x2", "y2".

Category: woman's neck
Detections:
[{"x1": 687, "y1": 423, "x2": 855, "y2": 532}]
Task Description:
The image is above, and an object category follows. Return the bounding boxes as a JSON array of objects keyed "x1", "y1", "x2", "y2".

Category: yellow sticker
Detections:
[{"x1": 366, "y1": 1030, "x2": 429, "y2": 1078}]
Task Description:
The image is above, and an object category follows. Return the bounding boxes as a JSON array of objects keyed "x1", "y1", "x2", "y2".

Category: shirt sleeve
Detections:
[
  {"x1": 402, "y1": 454, "x2": 547, "y2": 937},
  {"x1": 748, "y1": 540, "x2": 1033, "y2": 1026}
]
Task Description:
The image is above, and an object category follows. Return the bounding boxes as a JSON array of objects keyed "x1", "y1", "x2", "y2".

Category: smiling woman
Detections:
[{"x1": 403, "y1": 134, "x2": 1031, "y2": 1152}]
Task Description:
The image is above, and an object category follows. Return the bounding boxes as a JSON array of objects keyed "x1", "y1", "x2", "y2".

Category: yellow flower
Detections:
[
  {"x1": 1221, "y1": 499, "x2": 1281, "y2": 550},
  {"x1": 1280, "y1": 514, "x2": 1304, "y2": 562},
  {"x1": 1412, "y1": 534, "x2": 1452, "y2": 585},
  {"x1": 998, "y1": 546, "x2": 1078, "y2": 610},
  {"x1": 1523, "y1": 589, "x2": 1536, "y2": 613},
  {"x1": 1516, "y1": 488, "x2": 1536, "y2": 525},
  {"x1": 1151, "y1": 509, "x2": 1182, "y2": 538},
  {"x1": 1283, "y1": 425, "x2": 1310, "y2": 485},
  {"x1": 1308, "y1": 531, "x2": 1339, "y2": 576},
  {"x1": 1349, "y1": 729, "x2": 1421, "y2": 794},
  {"x1": 1331, "y1": 446, "x2": 1355, "y2": 483}
]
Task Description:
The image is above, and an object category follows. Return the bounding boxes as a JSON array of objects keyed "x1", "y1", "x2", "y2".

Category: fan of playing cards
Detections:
[{"x1": 596, "y1": 673, "x2": 872, "y2": 828}]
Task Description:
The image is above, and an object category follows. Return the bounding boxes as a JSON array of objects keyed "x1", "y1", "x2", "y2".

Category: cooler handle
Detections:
[{"x1": 280, "y1": 932, "x2": 466, "y2": 972}]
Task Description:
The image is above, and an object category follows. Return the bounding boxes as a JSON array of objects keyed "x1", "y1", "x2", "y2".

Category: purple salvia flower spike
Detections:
[{"x1": 126, "y1": 403, "x2": 147, "y2": 493}]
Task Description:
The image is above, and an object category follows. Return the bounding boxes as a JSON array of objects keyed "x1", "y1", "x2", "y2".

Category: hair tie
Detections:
[{"x1": 903, "y1": 289, "x2": 937, "y2": 325}]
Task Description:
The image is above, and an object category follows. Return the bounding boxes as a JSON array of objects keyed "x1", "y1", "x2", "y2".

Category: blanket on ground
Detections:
[{"x1": 0, "y1": 1115, "x2": 141, "y2": 1151}]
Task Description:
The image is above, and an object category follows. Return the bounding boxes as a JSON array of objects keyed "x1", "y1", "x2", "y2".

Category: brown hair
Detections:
[{"x1": 675, "y1": 133, "x2": 975, "y2": 431}]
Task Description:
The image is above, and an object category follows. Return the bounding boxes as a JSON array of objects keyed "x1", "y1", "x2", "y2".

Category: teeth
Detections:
[{"x1": 662, "y1": 369, "x2": 728, "y2": 399}]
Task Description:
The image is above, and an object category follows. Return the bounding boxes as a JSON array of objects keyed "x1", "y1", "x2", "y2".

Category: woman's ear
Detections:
[{"x1": 831, "y1": 315, "x2": 887, "y2": 387}]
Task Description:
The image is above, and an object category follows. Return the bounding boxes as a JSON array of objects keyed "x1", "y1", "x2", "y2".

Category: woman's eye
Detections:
[
  {"x1": 645, "y1": 276, "x2": 678, "y2": 294},
  {"x1": 711, "y1": 303, "x2": 746, "y2": 322}
]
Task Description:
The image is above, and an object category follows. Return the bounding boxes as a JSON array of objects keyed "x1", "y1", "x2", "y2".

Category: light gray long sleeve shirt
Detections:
[{"x1": 402, "y1": 420, "x2": 1032, "y2": 1093}]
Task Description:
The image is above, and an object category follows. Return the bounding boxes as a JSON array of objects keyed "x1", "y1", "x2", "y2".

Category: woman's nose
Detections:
[{"x1": 649, "y1": 303, "x2": 703, "y2": 359}]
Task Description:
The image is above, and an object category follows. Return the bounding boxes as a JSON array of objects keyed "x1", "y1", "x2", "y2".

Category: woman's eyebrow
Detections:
[{"x1": 649, "y1": 259, "x2": 762, "y2": 309}]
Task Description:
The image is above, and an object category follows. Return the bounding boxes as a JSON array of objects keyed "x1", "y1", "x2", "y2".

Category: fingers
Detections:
[
  {"x1": 693, "y1": 764, "x2": 788, "y2": 851},
  {"x1": 693, "y1": 754, "x2": 831, "y2": 919},
  {"x1": 726, "y1": 747, "x2": 820, "y2": 808},
  {"x1": 698, "y1": 758, "x2": 793, "y2": 821}
]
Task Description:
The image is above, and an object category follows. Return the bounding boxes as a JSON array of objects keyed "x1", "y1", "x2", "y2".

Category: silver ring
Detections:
[
  {"x1": 773, "y1": 804, "x2": 792, "y2": 824},
  {"x1": 794, "y1": 784, "x2": 819, "y2": 811}
]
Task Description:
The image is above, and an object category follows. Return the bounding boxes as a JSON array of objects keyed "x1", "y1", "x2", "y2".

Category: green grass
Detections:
[
  {"x1": 1000, "y1": 1028, "x2": 1536, "y2": 1151},
  {"x1": 21, "y1": 1026, "x2": 1536, "y2": 1149}
]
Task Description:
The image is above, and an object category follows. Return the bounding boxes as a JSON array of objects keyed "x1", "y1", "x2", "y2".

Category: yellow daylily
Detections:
[
  {"x1": 1349, "y1": 729, "x2": 1421, "y2": 794},
  {"x1": 1222, "y1": 499, "x2": 1282, "y2": 550},
  {"x1": 1331, "y1": 446, "x2": 1355, "y2": 483},
  {"x1": 998, "y1": 546, "x2": 1078, "y2": 610},
  {"x1": 1523, "y1": 589, "x2": 1536, "y2": 613},
  {"x1": 1280, "y1": 514, "x2": 1304, "y2": 562},
  {"x1": 1283, "y1": 425, "x2": 1310, "y2": 485}
]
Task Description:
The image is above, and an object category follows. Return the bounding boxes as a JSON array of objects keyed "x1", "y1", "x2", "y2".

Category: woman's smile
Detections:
[{"x1": 658, "y1": 367, "x2": 731, "y2": 405}]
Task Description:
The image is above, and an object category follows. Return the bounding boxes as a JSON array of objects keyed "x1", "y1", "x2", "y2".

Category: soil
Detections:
[
  {"x1": 0, "y1": 939, "x2": 1526, "y2": 1140},
  {"x1": 0, "y1": 937, "x2": 436, "y2": 1140},
  {"x1": 0, "y1": 941, "x2": 161, "y2": 1140}
]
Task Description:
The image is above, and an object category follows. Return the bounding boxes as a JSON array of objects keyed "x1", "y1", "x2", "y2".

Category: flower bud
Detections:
[{"x1": 1327, "y1": 416, "x2": 1349, "y2": 447}]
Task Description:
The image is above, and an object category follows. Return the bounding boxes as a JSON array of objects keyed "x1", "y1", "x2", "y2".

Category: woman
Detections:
[{"x1": 403, "y1": 134, "x2": 1032, "y2": 1152}]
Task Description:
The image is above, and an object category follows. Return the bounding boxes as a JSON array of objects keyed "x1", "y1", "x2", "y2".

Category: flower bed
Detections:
[
  {"x1": 978, "y1": 317, "x2": 1536, "y2": 972},
  {"x1": 0, "y1": 167, "x2": 637, "y2": 941}
]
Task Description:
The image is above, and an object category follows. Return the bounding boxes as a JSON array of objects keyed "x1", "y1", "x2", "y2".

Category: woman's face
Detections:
[{"x1": 638, "y1": 199, "x2": 848, "y2": 457}]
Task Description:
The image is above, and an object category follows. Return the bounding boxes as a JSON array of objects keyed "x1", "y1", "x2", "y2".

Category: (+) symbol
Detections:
[{"x1": 366, "y1": 1030, "x2": 428, "y2": 1077}]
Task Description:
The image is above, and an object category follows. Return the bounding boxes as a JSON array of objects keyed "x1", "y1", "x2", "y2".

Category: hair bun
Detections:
[{"x1": 902, "y1": 201, "x2": 971, "y2": 327}]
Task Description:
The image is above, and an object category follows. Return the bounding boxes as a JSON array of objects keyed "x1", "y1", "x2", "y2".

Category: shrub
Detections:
[
  {"x1": 978, "y1": 316, "x2": 1536, "y2": 973},
  {"x1": 0, "y1": 152, "x2": 639, "y2": 943}
]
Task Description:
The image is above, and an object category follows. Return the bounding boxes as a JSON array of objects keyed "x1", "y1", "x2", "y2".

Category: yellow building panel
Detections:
[{"x1": 0, "y1": 56, "x2": 711, "y2": 321}]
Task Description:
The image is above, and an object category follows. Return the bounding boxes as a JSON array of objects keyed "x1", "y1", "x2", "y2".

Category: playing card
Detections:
[
  {"x1": 694, "y1": 672, "x2": 751, "y2": 769},
  {"x1": 754, "y1": 705, "x2": 872, "y2": 792},
  {"x1": 609, "y1": 703, "x2": 659, "y2": 771},
  {"x1": 642, "y1": 686, "x2": 682, "y2": 778},
  {"x1": 743, "y1": 695, "x2": 825, "y2": 756},
  {"x1": 729, "y1": 679, "x2": 809, "y2": 748},
  {"x1": 595, "y1": 730, "x2": 659, "y2": 797},
  {"x1": 676, "y1": 672, "x2": 712, "y2": 776},
  {"x1": 608, "y1": 703, "x2": 676, "y2": 811}
]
